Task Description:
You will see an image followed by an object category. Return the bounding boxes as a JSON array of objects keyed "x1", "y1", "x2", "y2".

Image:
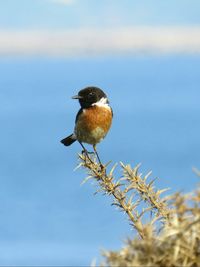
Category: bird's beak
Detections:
[{"x1": 72, "y1": 95, "x2": 83, "y2": 100}]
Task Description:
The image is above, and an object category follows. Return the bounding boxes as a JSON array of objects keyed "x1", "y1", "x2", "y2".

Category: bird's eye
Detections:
[{"x1": 88, "y1": 92, "x2": 95, "y2": 97}]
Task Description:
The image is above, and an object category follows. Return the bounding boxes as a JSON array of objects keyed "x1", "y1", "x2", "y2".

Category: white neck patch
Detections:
[{"x1": 92, "y1": 97, "x2": 110, "y2": 108}]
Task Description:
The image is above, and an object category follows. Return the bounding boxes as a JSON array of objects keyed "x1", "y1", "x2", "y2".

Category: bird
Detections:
[{"x1": 60, "y1": 86, "x2": 113, "y2": 165}]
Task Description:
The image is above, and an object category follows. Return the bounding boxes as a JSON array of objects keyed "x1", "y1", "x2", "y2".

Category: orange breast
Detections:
[{"x1": 75, "y1": 105, "x2": 112, "y2": 144}]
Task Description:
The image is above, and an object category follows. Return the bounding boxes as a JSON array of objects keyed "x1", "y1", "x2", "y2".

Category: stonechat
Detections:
[{"x1": 60, "y1": 86, "x2": 113, "y2": 164}]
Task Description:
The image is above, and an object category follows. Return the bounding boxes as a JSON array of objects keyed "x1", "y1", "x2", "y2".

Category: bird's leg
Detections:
[
  {"x1": 79, "y1": 141, "x2": 93, "y2": 163},
  {"x1": 79, "y1": 141, "x2": 89, "y2": 155},
  {"x1": 79, "y1": 142, "x2": 94, "y2": 155},
  {"x1": 93, "y1": 144, "x2": 104, "y2": 169}
]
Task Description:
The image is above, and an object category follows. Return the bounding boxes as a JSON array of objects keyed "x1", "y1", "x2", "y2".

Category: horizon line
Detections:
[{"x1": 1, "y1": 26, "x2": 200, "y2": 57}]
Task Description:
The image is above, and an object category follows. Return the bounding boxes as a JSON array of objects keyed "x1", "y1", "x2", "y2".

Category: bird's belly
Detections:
[
  {"x1": 76, "y1": 126, "x2": 106, "y2": 145},
  {"x1": 74, "y1": 106, "x2": 112, "y2": 145}
]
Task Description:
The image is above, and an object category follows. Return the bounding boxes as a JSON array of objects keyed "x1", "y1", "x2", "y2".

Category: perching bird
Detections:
[{"x1": 60, "y1": 86, "x2": 113, "y2": 164}]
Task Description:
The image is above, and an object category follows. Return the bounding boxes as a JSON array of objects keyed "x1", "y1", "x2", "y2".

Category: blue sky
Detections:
[
  {"x1": 0, "y1": 1, "x2": 200, "y2": 266},
  {"x1": 1, "y1": 0, "x2": 200, "y2": 29},
  {"x1": 1, "y1": 0, "x2": 200, "y2": 57}
]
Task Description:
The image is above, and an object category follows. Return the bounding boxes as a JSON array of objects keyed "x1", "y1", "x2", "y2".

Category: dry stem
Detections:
[{"x1": 78, "y1": 153, "x2": 171, "y2": 239}]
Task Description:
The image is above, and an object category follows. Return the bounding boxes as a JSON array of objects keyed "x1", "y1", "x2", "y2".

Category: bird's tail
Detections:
[{"x1": 60, "y1": 134, "x2": 76, "y2": 146}]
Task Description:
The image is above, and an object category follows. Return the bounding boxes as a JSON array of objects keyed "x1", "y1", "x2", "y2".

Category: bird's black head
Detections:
[{"x1": 72, "y1": 86, "x2": 108, "y2": 108}]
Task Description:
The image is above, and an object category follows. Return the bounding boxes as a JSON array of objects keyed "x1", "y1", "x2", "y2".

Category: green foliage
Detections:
[{"x1": 78, "y1": 154, "x2": 200, "y2": 267}]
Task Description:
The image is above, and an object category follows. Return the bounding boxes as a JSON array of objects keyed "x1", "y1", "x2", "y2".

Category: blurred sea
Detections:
[{"x1": 0, "y1": 55, "x2": 199, "y2": 265}]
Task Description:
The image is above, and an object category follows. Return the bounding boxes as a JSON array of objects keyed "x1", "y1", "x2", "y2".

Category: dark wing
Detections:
[
  {"x1": 75, "y1": 108, "x2": 84, "y2": 123},
  {"x1": 110, "y1": 107, "x2": 113, "y2": 117}
]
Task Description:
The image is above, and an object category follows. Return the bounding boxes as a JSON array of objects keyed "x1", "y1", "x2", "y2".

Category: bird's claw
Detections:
[{"x1": 81, "y1": 150, "x2": 94, "y2": 155}]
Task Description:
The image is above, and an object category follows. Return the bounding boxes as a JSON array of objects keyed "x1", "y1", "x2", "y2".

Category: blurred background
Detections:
[{"x1": 0, "y1": 0, "x2": 200, "y2": 265}]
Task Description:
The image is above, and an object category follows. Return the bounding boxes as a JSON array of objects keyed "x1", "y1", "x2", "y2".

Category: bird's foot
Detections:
[{"x1": 81, "y1": 150, "x2": 94, "y2": 155}]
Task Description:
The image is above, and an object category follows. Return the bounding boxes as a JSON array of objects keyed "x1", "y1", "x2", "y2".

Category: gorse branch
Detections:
[
  {"x1": 102, "y1": 187, "x2": 200, "y2": 267},
  {"x1": 120, "y1": 162, "x2": 170, "y2": 220},
  {"x1": 78, "y1": 153, "x2": 171, "y2": 239},
  {"x1": 76, "y1": 153, "x2": 200, "y2": 266}
]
